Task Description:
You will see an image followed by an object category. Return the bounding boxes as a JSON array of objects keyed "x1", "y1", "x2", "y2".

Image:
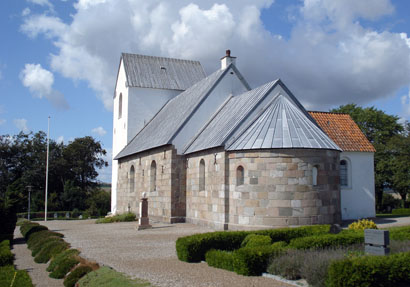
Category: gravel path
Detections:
[
  {"x1": 41, "y1": 220, "x2": 291, "y2": 287},
  {"x1": 12, "y1": 227, "x2": 63, "y2": 287}
]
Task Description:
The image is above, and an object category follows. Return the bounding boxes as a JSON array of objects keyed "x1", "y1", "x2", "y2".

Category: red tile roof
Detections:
[{"x1": 309, "y1": 111, "x2": 376, "y2": 152}]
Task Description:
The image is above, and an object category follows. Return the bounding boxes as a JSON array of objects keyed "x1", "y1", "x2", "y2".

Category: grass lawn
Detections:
[{"x1": 76, "y1": 266, "x2": 151, "y2": 287}]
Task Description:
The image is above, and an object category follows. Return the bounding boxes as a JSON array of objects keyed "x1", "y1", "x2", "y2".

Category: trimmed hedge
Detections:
[
  {"x1": 392, "y1": 208, "x2": 410, "y2": 216},
  {"x1": 64, "y1": 265, "x2": 93, "y2": 287},
  {"x1": 288, "y1": 232, "x2": 364, "y2": 250},
  {"x1": 34, "y1": 240, "x2": 69, "y2": 263},
  {"x1": 50, "y1": 256, "x2": 80, "y2": 279},
  {"x1": 205, "y1": 249, "x2": 235, "y2": 271},
  {"x1": 0, "y1": 265, "x2": 34, "y2": 287},
  {"x1": 0, "y1": 240, "x2": 14, "y2": 267},
  {"x1": 327, "y1": 251, "x2": 410, "y2": 287},
  {"x1": 31, "y1": 236, "x2": 65, "y2": 257},
  {"x1": 27, "y1": 230, "x2": 64, "y2": 250},
  {"x1": 388, "y1": 226, "x2": 410, "y2": 241},
  {"x1": 20, "y1": 222, "x2": 40, "y2": 237},
  {"x1": 176, "y1": 225, "x2": 330, "y2": 262},
  {"x1": 241, "y1": 234, "x2": 271, "y2": 248},
  {"x1": 47, "y1": 249, "x2": 80, "y2": 273},
  {"x1": 95, "y1": 212, "x2": 136, "y2": 224},
  {"x1": 22, "y1": 225, "x2": 48, "y2": 240}
]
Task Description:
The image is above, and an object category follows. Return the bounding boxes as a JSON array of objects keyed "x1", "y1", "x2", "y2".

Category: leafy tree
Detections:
[{"x1": 330, "y1": 104, "x2": 405, "y2": 210}]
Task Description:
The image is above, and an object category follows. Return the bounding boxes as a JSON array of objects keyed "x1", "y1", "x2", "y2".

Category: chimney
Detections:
[{"x1": 221, "y1": 49, "x2": 236, "y2": 70}]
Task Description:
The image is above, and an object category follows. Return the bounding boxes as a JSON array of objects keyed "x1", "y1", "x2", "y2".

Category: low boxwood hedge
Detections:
[
  {"x1": 31, "y1": 236, "x2": 65, "y2": 257},
  {"x1": 22, "y1": 224, "x2": 48, "y2": 241},
  {"x1": 387, "y1": 226, "x2": 410, "y2": 241},
  {"x1": 241, "y1": 234, "x2": 271, "y2": 248},
  {"x1": 0, "y1": 240, "x2": 14, "y2": 267},
  {"x1": 20, "y1": 222, "x2": 40, "y2": 237},
  {"x1": 34, "y1": 240, "x2": 69, "y2": 263},
  {"x1": 27, "y1": 230, "x2": 64, "y2": 249},
  {"x1": 64, "y1": 265, "x2": 93, "y2": 287},
  {"x1": 205, "y1": 249, "x2": 235, "y2": 272},
  {"x1": 0, "y1": 265, "x2": 34, "y2": 287},
  {"x1": 176, "y1": 225, "x2": 330, "y2": 263},
  {"x1": 327, "y1": 251, "x2": 410, "y2": 287},
  {"x1": 288, "y1": 232, "x2": 364, "y2": 250},
  {"x1": 47, "y1": 249, "x2": 80, "y2": 273},
  {"x1": 50, "y1": 256, "x2": 80, "y2": 279},
  {"x1": 392, "y1": 208, "x2": 410, "y2": 216}
]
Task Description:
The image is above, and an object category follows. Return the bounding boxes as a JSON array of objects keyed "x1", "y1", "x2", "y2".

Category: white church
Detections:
[{"x1": 110, "y1": 51, "x2": 375, "y2": 230}]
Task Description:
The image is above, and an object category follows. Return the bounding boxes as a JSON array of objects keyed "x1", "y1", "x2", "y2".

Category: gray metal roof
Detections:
[
  {"x1": 122, "y1": 53, "x2": 206, "y2": 90},
  {"x1": 115, "y1": 67, "x2": 228, "y2": 159},
  {"x1": 183, "y1": 80, "x2": 279, "y2": 154},
  {"x1": 226, "y1": 94, "x2": 341, "y2": 151}
]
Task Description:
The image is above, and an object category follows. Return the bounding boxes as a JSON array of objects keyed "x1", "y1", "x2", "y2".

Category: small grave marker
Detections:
[
  {"x1": 138, "y1": 192, "x2": 152, "y2": 230},
  {"x1": 65, "y1": 212, "x2": 70, "y2": 219},
  {"x1": 54, "y1": 213, "x2": 58, "y2": 219},
  {"x1": 364, "y1": 229, "x2": 389, "y2": 255}
]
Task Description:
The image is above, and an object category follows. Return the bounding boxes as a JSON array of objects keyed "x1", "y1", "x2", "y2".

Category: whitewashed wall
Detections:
[{"x1": 340, "y1": 151, "x2": 375, "y2": 220}]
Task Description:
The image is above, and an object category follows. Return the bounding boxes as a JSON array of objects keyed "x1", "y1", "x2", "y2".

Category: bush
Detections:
[
  {"x1": 76, "y1": 266, "x2": 151, "y2": 287},
  {"x1": 327, "y1": 251, "x2": 410, "y2": 287},
  {"x1": 22, "y1": 225, "x2": 48, "y2": 240},
  {"x1": 392, "y1": 208, "x2": 410, "y2": 216},
  {"x1": 387, "y1": 226, "x2": 410, "y2": 241},
  {"x1": 95, "y1": 212, "x2": 136, "y2": 224},
  {"x1": 0, "y1": 240, "x2": 14, "y2": 267},
  {"x1": 267, "y1": 248, "x2": 303, "y2": 280},
  {"x1": 34, "y1": 240, "x2": 69, "y2": 263},
  {"x1": 27, "y1": 230, "x2": 64, "y2": 249},
  {"x1": 232, "y1": 244, "x2": 286, "y2": 276},
  {"x1": 241, "y1": 234, "x2": 271, "y2": 248},
  {"x1": 288, "y1": 232, "x2": 364, "y2": 250},
  {"x1": 205, "y1": 249, "x2": 234, "y2": 272},
  {"x1": 31, "y1": 236, "x2": 65, "y2": 257},
  {"x1": 348, "y1": 219, "x2": 378, "y2": 231},
  {"x1": 64, "y1": 265, "x2": 93, "y2": 287},
  {"x1": 50, "y1": 256, "x2": 80, "y2": 279},
  {"x1": 176, "y1": 225, "x2": 330, "y2": 263},
  {"x1": 0, "y1": 202, "x2": 18, "y2": 242},
  {"x1": 390, "y1": 240, "x2": 410, "y2": 254},
  {"x1": 19, "y1": 222, "x2": 39, "y2": 237},
  {"x1": 0, "y1": 265, "x2": 34, "y2": 287},
  {"x1": 47, "y1": 249, "x2": 80, "y2": 272}
]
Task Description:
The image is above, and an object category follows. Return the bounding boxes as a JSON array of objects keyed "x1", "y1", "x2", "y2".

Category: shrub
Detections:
[
  {"x1": 0, "y1": 240, "x2": 14, "y2": 267},
  {"x1": 348, "y1": 219, "x2": 377, "y2": 231},
  {"x1": 326, "y1": 251, "x2": 410, "y2": 287},
  {"x1": 31, "y1": 236, "x2": 65, "y2": 257},
  {"x1": 76, "y1": 266, "x2": 151, "y2": 287},
  {"x1": 19, "y1": 222, "x2": 39, "y2": 237},
  {"x1": 392, "y1": 208, "x2": 410, "y2": 216},
  {"x1": 22, "y1": 225, "x2": 48, "y2": 240},
  {"x1": 64, "y1": 265, "x2": 93, "y2": 287},
  {"x1": 267, "y1": 248, "x2": 303, "y2": 280},
  {"x1": 95, "y1": 212, "x2": 136, "y2": 224},
  {"x1": 288, "y1": 232, "x2": 364, "y2": 250},
  {"x1": 205, "y1": 249, "x2": 234, "y2": 272},
  {"x1": 387, "y1": 226, "x2": 410, "y2": 241},
  {"x1": 47, "y1": 249, "x2": 80, "y2": 272},
  {"x1": 0, "y1": 265, "x2": 34, "y2": 287},
  {"x1": 50, "y1": 256, "x2": 80, "y2": 279},
  {"x1": 241, "y1": 234, "x2": 271, "y2": 248},
  {"x1": 176, "y1": 225, "x2": 330, "y2": 263},
  {"x1": 232, "y1": 245, "x2": 286, "y2": 276},
  {"x1": 390, "y1": 240, "x2": 410, "y2": 254},
  {"x1": 34, "y1": 240, "x2": 69, "y2": 263},
  {"x1": 27, "y1": 230, "x2": 63, "y2": 249}
]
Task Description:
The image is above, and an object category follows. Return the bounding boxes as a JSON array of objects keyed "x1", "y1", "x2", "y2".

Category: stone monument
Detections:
[{"x1": 137, "y1": 192, "x2": 152, "y2": 230}]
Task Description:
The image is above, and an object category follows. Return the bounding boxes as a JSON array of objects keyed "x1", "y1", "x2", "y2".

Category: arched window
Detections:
[
  {"x1": 340, "y1": 160, "x2": 348, "y2": 187},
  {"x1": 199, "y1": 159, "x2": 205, "y2": 191},
  {"x1": 129, "y1": 165, "x2": 135, "y2": 193},
  {"x1": 118, "y1": 93, "x2": 123, "y2": 119},
  {"x1": 150, "y1": 161, "x2": 157, "y2": 191},
  {"x1": 236, "y1": 166, "x2": 244, "y2": 186},
  {"x1": 312, "y1": 165, "x2": 318, "y2": 186}
]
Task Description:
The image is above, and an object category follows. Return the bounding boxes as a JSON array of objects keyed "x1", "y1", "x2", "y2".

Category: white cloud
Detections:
[
  {"x1": 22, "y1": 8, "x2": 31, "y2": 17},
  {"x1": 401, "y1": 89, "x2": 410, "y2": 117},
  {"x1": 20, "y1": 0, "x2": 410, "y2": 111},
  {"x1": 27, "y1": 0, "x2": 53, "y2": 9},
  {"x1": 14, "y1": 118, "x2": 29, "y2": 133},
  {"x1": 92, "y1": 126, "x2": 107, "y2": 136},
  {"x1": 20, "y1": 63, "x2": 69, "y2": 110},
  {"x1": 56, "y1": 135, "x2": 64, "y2": 144}
]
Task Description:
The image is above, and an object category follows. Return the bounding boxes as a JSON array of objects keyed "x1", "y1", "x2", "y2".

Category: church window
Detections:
[
  {"x1": 340, "y1": 160, "x2": 348, "y2": 187},
  {"x1": 118, "y1": 93, "x2": 123, "y2": 119},
  {"x1": 129, "y1": 165, "x2": 135, "y2": 193},
  {"x1": 199, "y1": 159, "x2": 205, "y2": 191},
  {"x1": 236, "y1": 166, "x2": 244, "y2": 186},
  {"x1": 312, "y1": 165, "x2": 318, "y2": 186},
  {"x1": 150, "y1": 160, "x2": 157, "y2": 191}
]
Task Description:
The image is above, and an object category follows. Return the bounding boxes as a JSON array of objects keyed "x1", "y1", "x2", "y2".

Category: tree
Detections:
[{"x1": 330, "y1": 104, "x2": 404, "y2": 211}]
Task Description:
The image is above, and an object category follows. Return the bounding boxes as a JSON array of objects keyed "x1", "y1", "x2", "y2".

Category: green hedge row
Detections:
[
  {"x1": 288, "y1": 232, "x2": 364, "y2": 250},
  {"x1": 392, "y1": 208, "x2": 410, "y2": 216},
  {"x1": 0, "y1": 265, "x2": 33, "y2": 287},
  {"x1": 327, "y1": 251, "x2": 410, "y2": 287},
  {"x1": 387, "y1": 226, "x2": 410, "y2": 241},
  {"x1": 0, "y1": 240, "x2": 14, "y2": 267},
  {"x1": 176, "y1": 225, "x2": 330, "y2": 262},
  {"x1": 95, "y1": 212, "x2": 136, "y2": 224}
]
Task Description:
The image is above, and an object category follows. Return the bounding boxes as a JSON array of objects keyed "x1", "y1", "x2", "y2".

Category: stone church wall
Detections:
[{"x1": 116, "y1": 146, "x2": 186, "y2": 223}]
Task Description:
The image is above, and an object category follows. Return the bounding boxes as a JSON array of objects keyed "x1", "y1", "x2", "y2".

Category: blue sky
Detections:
[{"x1": 1, "y1": 0, "x2": 410, "y2": 183}]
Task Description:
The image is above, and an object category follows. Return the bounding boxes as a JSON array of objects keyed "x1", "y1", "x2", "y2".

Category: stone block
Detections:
[
  {"x1": 299, "y1": 217, "x2": 312, "y2": 225},
  {"x1": 267, "y1": 207, "x2": 279, "y2": 217},
  {"x1": 245, "y1": 199, "x2": 259, "y2": 207},
  {"x1": 239, "y1": 216, "x2": 250, "y2": 225},
  {"x1": 279, "y1": 207, "x2": 293, "y2": 216},
  {"x1": 270, "y1": 199, "x2": 291, "y2": 207},
  {"x1": 257, "y1": 192, "x2": 268, "y2": 199},
  {"x1": 250, "y1": 177, "x2": 259, "y2": 185},
  {"x1": 291, "y1": 200, "x2": 302, "y2": 208},
  {"x1": 288, "y1": 178, "x2": 299, "y2": 185}
]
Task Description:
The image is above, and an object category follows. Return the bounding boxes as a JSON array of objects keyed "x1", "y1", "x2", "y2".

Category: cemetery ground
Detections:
[{"x1": 11, "y1": 216, "x2": 410, "y2": 287}]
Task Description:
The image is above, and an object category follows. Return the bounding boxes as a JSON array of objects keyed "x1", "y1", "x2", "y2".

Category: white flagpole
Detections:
[{"x1": 45, "y1": 116, "x2": 50, "y2": 221}]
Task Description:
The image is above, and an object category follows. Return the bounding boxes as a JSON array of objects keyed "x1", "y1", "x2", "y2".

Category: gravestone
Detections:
[
  {"x1": 65, "y1": 212, "x2": 70, "y2": 219},
  {"x1": 79, "y1": 215, "x2": 83, "y2": 219},
  {"x1": 329, "y1": 224, "x2": 342, "y2": 234},
  {"x1": 138, "y1": 192, "x2": 152, "y2": 230},
  {"x1": 54, "y1": 213, "x2": 58, "y2": 219},
  {"x1": 364, "y1": 229, "x2": 389, "y2": 255}
]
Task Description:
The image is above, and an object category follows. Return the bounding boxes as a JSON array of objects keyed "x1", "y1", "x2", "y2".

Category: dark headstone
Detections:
[{"x1": 329, "y1": 224, "x2": 342, "y2": 234}]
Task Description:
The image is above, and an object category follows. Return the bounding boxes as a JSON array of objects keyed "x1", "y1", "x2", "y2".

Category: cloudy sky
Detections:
[{"x1": 1, "y1": 0, "x2": 410, "y2": 182}]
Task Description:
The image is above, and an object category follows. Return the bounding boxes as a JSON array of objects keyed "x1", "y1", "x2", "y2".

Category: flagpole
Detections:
[{"x1": 45, "y1": 116, "x2": 50, "y2": 221}]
